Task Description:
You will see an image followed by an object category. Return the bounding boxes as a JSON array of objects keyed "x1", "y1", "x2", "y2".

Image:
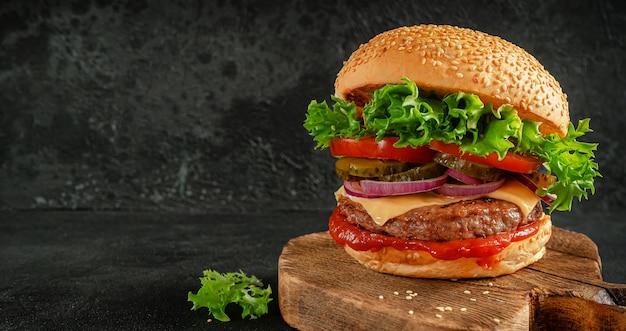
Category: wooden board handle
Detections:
[{"x1": 532, "y1": 295, "x2": 626, "y2": 331}]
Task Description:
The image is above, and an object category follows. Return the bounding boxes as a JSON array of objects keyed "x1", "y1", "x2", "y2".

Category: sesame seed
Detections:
[
  {"x1": 435, "y1": 314, "x2": 443, "y2": 319},
  {"x1": 470, "y1": 298, "x2": 477, "y2": 302},
  {"x1": 436, "y1": 307, "x2": 445, "y2": 312},
  {"x1": 482, "y1": 291, "x2": 490, "y2": 295},
  {"x1": 460, "y1": 307, "x2": 467, "y2": 312},
  {"x1": 408, "y1": 310, "x2": 414, "y2": 315},
  {"x1": 489, "y1": 282, "x2": 494, "y2": 286},
  {"x1": 456, "y1": 73, "x2": 464, "y2": 78},
  {"x1": 378, "y1": 295, "x2": 384, "y2": 300},
  {"x1": 444, "y1": 306, "x2": 452, "y2": 311},
  {"x1": 405, "y1": 296, "x2": 413, "y2": 300},
  {"x1": 494, "y1": 318, "x2": 501, "y2": 324},
  {"x1": 406, "y1": 290, "x2": 413, "y2": 294},
  {"x1": 394, "y1": 291, "x2": 399, "y2": 295},
  {"x1": 463, "y1": 290, "x2": 471, "y2": 295}
]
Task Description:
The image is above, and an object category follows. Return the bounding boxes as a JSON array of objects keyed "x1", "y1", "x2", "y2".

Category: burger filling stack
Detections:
[{"x1": 304, "y1": 25, "x2": 600, "y2": 279}]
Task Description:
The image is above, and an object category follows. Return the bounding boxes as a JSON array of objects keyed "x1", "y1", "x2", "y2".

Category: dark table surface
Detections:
[{"x1": 1, "y1": 210, "x2": 624, "y2": 330}]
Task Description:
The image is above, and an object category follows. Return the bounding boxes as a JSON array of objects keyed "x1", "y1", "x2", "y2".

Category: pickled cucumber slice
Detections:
[
  {"x1": 378, "y1": 162, "x2": 446, "y2": 182},
  {"x1": 335, "y1": 157, "x2": 411, "y2": 180},
  {"x1": 433, "y1": 152, "x2": 504, "y2": 181}
]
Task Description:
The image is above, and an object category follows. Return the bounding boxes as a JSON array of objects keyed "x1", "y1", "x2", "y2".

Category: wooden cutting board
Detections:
[{"x1": 278, "y1": 227, "x2": 626, "y2": 330}]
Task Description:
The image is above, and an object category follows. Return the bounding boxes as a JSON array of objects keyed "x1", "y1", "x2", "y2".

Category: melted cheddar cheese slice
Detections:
[{"x1": 335, "y1": 179, "x2": 541, "y2": 225}]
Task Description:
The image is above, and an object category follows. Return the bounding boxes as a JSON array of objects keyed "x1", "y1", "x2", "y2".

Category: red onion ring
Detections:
[
  {"x1": 343, "y1": 174, "x2": 449, "y2": 198},
  {"x1": 343, "y1": 181, "x2": 370, "y2": 198},
  {"x1": 444, "y1": 168, "x2": 485, "y2": 185},
  {"x1": 434, "y1": 178, "x2": 506, "y2": 196}
]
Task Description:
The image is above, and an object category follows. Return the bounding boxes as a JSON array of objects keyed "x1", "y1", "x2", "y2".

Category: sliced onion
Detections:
[
  {"x1": 343, "y1": 181, "x2": 370, "y2": 198},
  {"x1": 444, "y1": 168, "x2": 485, "y2": 185},
  {"x1": 509, "y1": 173, "x2": 556, "y2": 205},
  {"x1": 344, "y1": 174, "x2": 448, "y2": 198},
  {"x1": 435, "y1": 178, "x2": 506, "y2": 197}
]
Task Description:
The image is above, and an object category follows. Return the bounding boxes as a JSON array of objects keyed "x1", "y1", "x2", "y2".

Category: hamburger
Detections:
[{"x1": 303, "y1": 25, "x2": 600, "y2": 279}]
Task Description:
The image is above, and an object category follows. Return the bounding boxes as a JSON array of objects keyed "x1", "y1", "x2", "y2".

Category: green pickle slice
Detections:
[
  {"x1": 378, "y1": 162, "x2": 446, "y2": 182},
  {"x1": 335, "y1": 157, "x2": 411, "y2": 180},
  {"x1": 433, "y1": 152, "x2": 504, "y2": 181}
]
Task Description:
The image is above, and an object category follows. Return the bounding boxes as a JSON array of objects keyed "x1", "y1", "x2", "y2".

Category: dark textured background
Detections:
[
  {"x1": 1, "y1": 1, "x2": 626, "y2": 329},
  {"x1": 1, "y1": 0, "x2": 625, "y2": 215}
]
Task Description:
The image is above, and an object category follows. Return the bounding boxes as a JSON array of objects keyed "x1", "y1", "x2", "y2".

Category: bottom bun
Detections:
[{"x1": 343, "y1": 214, "x2": 552, "y2": 279}]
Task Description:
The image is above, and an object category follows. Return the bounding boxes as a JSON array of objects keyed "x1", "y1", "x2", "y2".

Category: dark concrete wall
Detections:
[{"x1": 1, "y1": 0, "x2": 624, "y2": 215}]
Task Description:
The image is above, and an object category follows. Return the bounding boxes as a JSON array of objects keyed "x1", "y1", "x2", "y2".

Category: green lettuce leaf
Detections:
[
  {"x1": 303, "y1": 78, "x2": 600, "y2": 213},
  {"x1": 303, "y1": 98, "x2": 363, "y2": 149},
  {"x1": 532, "y1": 119, "x2": 600, "y2": 212},
  {"x1": 188, "y1": 269, "x2": 272, "y2": 322}
]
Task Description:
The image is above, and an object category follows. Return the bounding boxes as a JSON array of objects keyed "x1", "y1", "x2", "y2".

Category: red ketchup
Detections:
[{"x1": 328, "y1": 208, "x2": 539, "y2": 269}]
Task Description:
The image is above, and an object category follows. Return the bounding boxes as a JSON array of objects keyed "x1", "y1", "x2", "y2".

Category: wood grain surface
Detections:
[{"x1": 278, "y1": 227, "x2": 626, "y2": 330}]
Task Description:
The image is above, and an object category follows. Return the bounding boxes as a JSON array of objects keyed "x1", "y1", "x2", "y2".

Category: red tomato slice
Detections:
[
  {"x1": 429, "y1": 140, "x2": 542, "y2": 174},
  {"x1": 330, "y1": 137, "x2": 435, "y2": 163}
]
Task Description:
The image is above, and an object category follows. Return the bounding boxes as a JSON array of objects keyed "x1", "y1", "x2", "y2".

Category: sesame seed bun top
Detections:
[{"x1": 335, "y1": 25, "x2": 569, "y2": 137}]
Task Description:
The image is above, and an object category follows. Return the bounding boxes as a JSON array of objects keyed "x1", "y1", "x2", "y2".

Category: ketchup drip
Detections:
[{"x1": 328, "y1": 208, "x2": 539, "y2": 266}]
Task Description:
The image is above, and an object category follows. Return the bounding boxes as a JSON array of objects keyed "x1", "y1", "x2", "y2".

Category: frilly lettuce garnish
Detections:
[{"x1": 188, "y1": 269, "x2": 272, "y2": 322}]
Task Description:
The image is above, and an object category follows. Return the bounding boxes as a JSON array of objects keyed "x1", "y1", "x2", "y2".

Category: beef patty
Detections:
[{"x1": 337, "y1": 196, "x2": 543, "y2": 241}]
